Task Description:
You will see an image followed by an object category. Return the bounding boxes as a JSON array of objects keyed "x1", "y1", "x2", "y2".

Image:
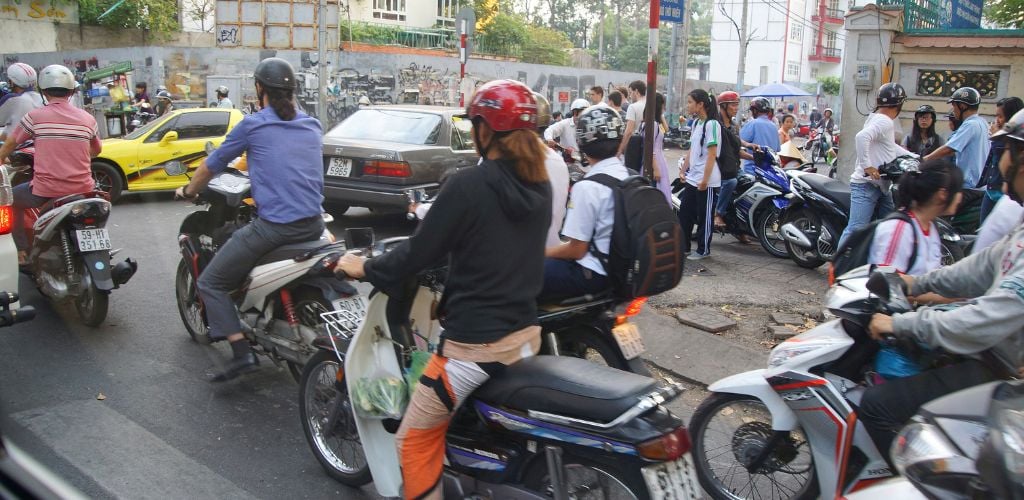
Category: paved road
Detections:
[{"x1": 0, "y1": 193, "x2": 417, "y2": 499}]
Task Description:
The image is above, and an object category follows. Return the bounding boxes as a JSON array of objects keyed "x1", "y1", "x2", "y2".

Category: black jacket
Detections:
[{"x1": 364, "y1": 159, "x2": 552, "y2": 344}]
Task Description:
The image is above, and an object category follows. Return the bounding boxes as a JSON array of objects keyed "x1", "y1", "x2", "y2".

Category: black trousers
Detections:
[
  {"x1": 677, "y1": 183, "x2": 718, "y2": 256},
  {"x1": 859, "y1": 359, "x2": 994, "y2": 462}
]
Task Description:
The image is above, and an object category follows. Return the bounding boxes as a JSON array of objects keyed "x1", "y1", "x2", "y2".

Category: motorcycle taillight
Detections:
[{"x1": 0, "y1": 205, "x2": 11, "y2": 235}]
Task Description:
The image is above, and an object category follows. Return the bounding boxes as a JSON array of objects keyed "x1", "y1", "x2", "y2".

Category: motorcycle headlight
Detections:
[
  {"x1": 768, "y1": 341, "x2": 823, "y2": 368},
  {"x1": 891, "y1": 422, "x2": 960, "y2": 478},
  {"x1": 996, "y1": 408, "x2": 1024, "y2": 480}
]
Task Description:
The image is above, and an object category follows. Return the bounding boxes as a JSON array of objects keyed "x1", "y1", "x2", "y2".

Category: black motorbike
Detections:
[{"x1": 665, "y1": 125, "x2": 691, "y2": 150}]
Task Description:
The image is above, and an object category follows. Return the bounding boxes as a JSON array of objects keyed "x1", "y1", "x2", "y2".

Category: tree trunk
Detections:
[
  {"x1": 614, "y1": 2, "x2": 621, "y2": 48},
  {"x1": 598, "y1": 0, "x2": 605, "y2": 62}
]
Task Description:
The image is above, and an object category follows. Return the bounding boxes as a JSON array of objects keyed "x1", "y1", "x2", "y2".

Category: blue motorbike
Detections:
[{"x1": 720, "y1": 149, "x2": 793, "y2": 258}]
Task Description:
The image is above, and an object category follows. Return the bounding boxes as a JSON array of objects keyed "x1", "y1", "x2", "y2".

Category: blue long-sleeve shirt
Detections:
[{"x1": 740, "y1": 116, "x2": 780, "y2": 173}]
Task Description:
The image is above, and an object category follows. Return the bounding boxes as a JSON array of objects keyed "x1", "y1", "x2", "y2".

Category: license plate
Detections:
[
  {"x1": 76, "y1": 229, "x2": 112, "y2": 252},
  {"x1": 641, "y1": 454, "x2": 702, "y2": 500},
  {"x1": 333, "y1": 296, "x2": 367, "y2": 316},
  {"x1": 327, "y1": 157, "x2": 352, "y2": 177},
  {"x1": 612, "y1": 322, "x2": 645, "y2": 360}
]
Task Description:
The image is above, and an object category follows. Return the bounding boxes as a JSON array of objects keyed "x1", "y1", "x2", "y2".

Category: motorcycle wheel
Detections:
[
  {"x1": 91, "y1": 161, "x2": 124, "y2": 203},
  {"x1": 548, "y1": 327, "x2": 629, "y2": 372},
  {"x1": 288, "y1": 289, "x2": 334, "y2": 383},
  {"x1": 525, "y1": 455, "x2": 647, "y2": 499},
  {"x1": 756, "y1": 208, "x2": 789, "y2": 258},
  {"x1": 782, "y1": 210, "x2": 828, "y2": 269},
  {"x1": 75, "y1": 265, "x2": 109, "y2": 327},
  {"x1": 691, "y1": 393, "x2": 818, "y2": 500},
  {"x1": 175, "y1": 258, "x2": 211, "y2": 343},
  {"x1": 940, "y1": 240, "x2": 965, "y2": 266},
  {"x1": 299, "y1": 349, "x2": 371, "y2": 486}
]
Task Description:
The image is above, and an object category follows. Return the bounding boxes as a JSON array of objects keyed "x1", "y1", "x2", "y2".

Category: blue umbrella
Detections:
[{"x1": 741, "y1": 83, "x2": 813, "y2": 98}]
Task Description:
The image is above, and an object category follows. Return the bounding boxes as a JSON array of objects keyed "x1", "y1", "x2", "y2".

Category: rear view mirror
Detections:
[
  {"x1": 867, "y1": 270, "x2": 912, "y2": 314},
  {"x1": 204, "y1": 141, "x2": 216, "y2": 155},
  {"x1": 344, "y1": 227, "x2": 375, "y2": 252},
  {"x1": 164, "y1": 161, "x2": 187, "y2": 176},
  {"x1": 161, "y1": 131, "x2": 179, "y2": 144}
]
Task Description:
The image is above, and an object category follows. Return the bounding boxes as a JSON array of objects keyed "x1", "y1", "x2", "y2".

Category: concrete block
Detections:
[
  {"x1": 770, "y1": 312, "x2": 805, "y2": 325},
  {"x1": 769, "y1": 325, "x2": 798, "y2": 340},
  {"x1": 675, "y1": 309, "x2": 737, "y2": 333}
]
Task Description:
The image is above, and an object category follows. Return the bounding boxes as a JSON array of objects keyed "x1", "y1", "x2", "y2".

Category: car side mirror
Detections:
[
  {"x1": 161, "y1": 131, "x2": 179, "y2": 144},
  {"x1": 164, "y1": 161, "x2": 187, "y2": 176},
  {"x1": 204, "y1": 141, "x2": 216, "y2": 155}
]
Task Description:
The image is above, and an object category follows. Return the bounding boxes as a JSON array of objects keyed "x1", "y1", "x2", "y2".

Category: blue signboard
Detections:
[
  {"x1": 939, "y1": 0, "x2": 983, "y2": 29},
  {"x1": 659, "y1": 0, "x2": 684, "y2": 24}
]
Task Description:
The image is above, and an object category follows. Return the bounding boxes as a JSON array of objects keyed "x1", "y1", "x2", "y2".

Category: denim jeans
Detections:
[
  {"x1": 12, "y1": 183, "x2": 50, "y2": 251},
  {"x1": 539, "y1": 258, "x2": 609, "y2": 303},
  {"x1": 838, "y1": 181, "x2": 894, "y2": 247},
  {"x1": 716, "y1": 177, "x2": 738, "y2": 217}
]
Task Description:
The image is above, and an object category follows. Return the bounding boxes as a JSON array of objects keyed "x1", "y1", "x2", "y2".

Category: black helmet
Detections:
[
  {"x1": 254, "y1": 57, "x2": 296, "y2": 90},
  {"x1": 914, "y1": 104, "x2": 936, "y2": 118},
  {"x1": 992, "y1": 108, "x2": 1024, "y2": 144},
  {"x1": 576, "y1": 106, "x2": 624, "y2": 159},
  {"x1": 749, "y1": 97, "x2": 772, "y2": 115},
  {"x1": 948, "y1": 87, "x2": 981, "y2": 107},
  {"x1": 876, "y1": 83, "x2": 907, "y2": 107}
]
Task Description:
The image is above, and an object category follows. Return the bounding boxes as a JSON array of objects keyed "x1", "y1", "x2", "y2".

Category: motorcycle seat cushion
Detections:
[
  {"x1": 254, "y1": 239, "x2": 328, "y2": 266},
  {"x1": 38, "y1": 191, "x2": 110, "y2": 215},
  {"x1": 474, "y1": 355, "x2": 657, "y2": 423},
  {"x1": 800, "y1": 174, "x2": 851, "y2": 212}
]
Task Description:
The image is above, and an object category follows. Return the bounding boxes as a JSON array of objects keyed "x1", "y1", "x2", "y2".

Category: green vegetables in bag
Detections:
[{"x1": 352, "y1": 373, "x2": 408, "y2": 419}]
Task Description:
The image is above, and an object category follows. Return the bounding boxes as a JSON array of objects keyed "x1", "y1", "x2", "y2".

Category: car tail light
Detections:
[
  {"x1": 0, "y1": 205, "x2": 12, "y2": 235},
  {"x1": 615, "y1": 296, "x2": 647, "y2": 326},
  {"x1": 363, "y1": 160, "x2": 411, "y2": 178},
  {"x1": 637, "y1": 427, "x2": 691, "y2": 461}
]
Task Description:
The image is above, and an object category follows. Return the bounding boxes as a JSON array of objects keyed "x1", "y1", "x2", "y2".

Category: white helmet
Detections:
[
  {"x1": 38, "y1": 65, "x2": 76, "y2": 91},
  {"x1": 358, "y1": 95, "x2": 371, "y2": 106},
  {"x1": 6, "y1": 63, "x2": 36, "y2": 89},
  {"x1": 570, "y1": 98, "x2": 589, "y2": 112},
  {"x1": 216, "y1": 85, "x2": 229, "y2": 96}
]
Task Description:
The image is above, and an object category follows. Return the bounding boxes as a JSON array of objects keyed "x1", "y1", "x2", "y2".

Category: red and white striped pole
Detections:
[
  {"x1": 642, "y1": 0, "x2": 661, "y2": 180},
  {"x1": 459, "y1": 18, "x2": 468, "y2": 108}
]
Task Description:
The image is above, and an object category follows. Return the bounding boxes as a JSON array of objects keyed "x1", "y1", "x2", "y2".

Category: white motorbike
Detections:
[{"x1": 689, "y1": 267, "x2": 922, "y2": 499}]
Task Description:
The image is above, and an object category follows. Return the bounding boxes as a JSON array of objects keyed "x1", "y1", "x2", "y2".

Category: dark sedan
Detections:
[{"x1": 320, "y1": 105, "x2": 478, "y2": 214}]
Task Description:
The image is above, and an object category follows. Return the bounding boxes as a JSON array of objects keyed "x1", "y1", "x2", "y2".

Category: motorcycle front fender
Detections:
[
  {"x1": 708, "y1": 369, "x2": 799, "y2": 431},
  {"x1": 80, "y1": 251, "x2": 115, "y2": 291}
]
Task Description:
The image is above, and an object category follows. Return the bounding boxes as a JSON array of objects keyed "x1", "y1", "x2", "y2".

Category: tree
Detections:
[
  {"x1": 522, "y1": 25, "x2": 571, "y2": 65},
  {"x1": 817, "y1": 76, "x2": 841, "y2": 96},
  {"x1": 79, "y1": 0, "x2": 180, "y2": 35},
  {"x1": 477, "y1": 12, "x2": 528, "y2": 53},
  {"x1": 984, "y1": 0, "x2": 1024, "y2": 28},
  {"x1": 183, "y1": 0, "x2": 215, "y2": 33}
]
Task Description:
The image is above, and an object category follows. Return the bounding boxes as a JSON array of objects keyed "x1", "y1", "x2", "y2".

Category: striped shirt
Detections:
[
  {"x1": 869, "y1": 213, "x2": 942, "y2": 275},
  {"x1": 10, "y1": 98, "x2": 99, "y2": 198}
]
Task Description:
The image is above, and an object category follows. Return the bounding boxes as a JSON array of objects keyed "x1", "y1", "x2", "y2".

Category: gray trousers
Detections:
[{"x1": 197, "y1": 215, "x2": 325, "y2": 340}]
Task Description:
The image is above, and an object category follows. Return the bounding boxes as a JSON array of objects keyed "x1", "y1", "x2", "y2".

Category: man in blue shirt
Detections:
[
  {"x1": 740, "y1": 97, "x2": 780, "y2": 174},
  {"x1": 175, "y1": 58, "x2": 326, "y2": 381},
  {"x1": 925, "y1": 87, "x2": 991, "y2": 188}
]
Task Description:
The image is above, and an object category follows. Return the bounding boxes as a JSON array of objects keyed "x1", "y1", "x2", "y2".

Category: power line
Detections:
[{"x1": 713, "y1": 0, "x2": 847, "y2": 41}]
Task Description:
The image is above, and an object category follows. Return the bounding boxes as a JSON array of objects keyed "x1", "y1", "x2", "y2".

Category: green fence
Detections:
[
  {"x1": 878, "y1": 0, "x2": 1024, "y2": 35},
  {"x1": 339, "y1": 21, "x2": 522, "y2": 58}
]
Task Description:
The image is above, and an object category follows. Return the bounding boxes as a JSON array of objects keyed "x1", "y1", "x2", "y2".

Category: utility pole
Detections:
[
  {"x1": 642, "y1": 0, "x2": 661, "y2": 180},
  {"x1": 676, "y1": 0, "x2": 692, "y2": 119},
  {"x1": 598, "y1": 1, "x2": 606, "y2": 63},
  {"x1": 666, "y1": 23, "x2": 680, "y2": 119},
  {"x1": 317, "y1": 0, "x2": 327, "y2": 125},
  {"x1": 735, "y1": 0, "x2": 749, "y2": 92}
]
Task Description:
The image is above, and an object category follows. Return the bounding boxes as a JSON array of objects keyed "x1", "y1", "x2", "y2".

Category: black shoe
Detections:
[{"x1": 210, "y1": 352, "x2": 259, "y2": 382}]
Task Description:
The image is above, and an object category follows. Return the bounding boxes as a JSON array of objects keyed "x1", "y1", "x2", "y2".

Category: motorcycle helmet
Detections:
[
  {"x1": 38, "y1": 65, "x2": 77, "y2": 92},
  {"x1": 749, "y1": 97, "x2": 772, "y2": 115},
  {"x1": 532, "y1": 92, "x2": 552, "y2": 129},
  {"x1": 717, "y1": 91, "x2": 740, "y2": 105},
  {"x1": 570, "y1": 98, "x2": 590, "y2": 112},
  {"x1": 875, "y1": 83, "x2": 907, "y2": 108},
  {"x1": 254, "y1": 57, "x2": 296, "y2": 90},
  {"x1": 993, "y1": 109, "x2": 1024, "y2": 203},
  {"x1": 156, "y1": 90, "x2": 172, "y2": 101},
  {"x1": 823, "y1": 108, "x2": 834, "y2": 116},
  {"x1": 358, "y1": 95, "x2": 371, "y2": 106},
  {"x1": 6, "y1": 63, "x2": 36, "y2": 89},
  {"x1": 216, "y1": 85, "x2": 229, "y2": 97},
  {"x1": 948, "y1": 87, "x2": 981, "y2": 108},
  {"x1": 575, "y1": 106, "x2": 625, "y2": 159},
  {"x1": 467, "y1": 79, "x2": 537, "y2": 132},
  {"x1": 914, "y1": 104, "x2": 936, "y2": 118}
]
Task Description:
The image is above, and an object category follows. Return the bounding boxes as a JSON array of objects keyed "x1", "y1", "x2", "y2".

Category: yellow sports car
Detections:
[{"x1": 92, "y1": 108, "x2": 245, "y2": 202}]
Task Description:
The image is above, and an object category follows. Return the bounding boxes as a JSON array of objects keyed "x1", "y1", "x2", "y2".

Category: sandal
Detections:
[{"x1": 713, "y1": 216, "x2": 727, "y2": 231}]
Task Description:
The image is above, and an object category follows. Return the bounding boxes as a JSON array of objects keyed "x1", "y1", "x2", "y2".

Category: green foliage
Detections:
[
  {"x1": 478, "y1": 12, "x2": 528, "y2": 48},
  {"x1": 984, "y1": 0, "x2": 1024, "y2": 28},
  {"x1": 339, "y1": 20, "x2": 404, "y2": 45},
  {"x1": 78, "y1": 0, "x2": 179, "y2": 34},
  {"x1": 817, "y1": 76, "x2": 841, "y2": 96},
  {"x1": 521, "y1": 24, "x2": 571, "y2": 65}
]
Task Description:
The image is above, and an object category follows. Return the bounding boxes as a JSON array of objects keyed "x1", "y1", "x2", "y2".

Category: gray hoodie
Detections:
[{"x1": 893, "y1": 222, "x2": 1024, "y2": 372}]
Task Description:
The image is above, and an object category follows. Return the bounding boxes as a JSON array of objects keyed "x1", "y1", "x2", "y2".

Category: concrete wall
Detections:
[{"x1": 0, "y1": 19, "x2": 58, "y2": 54}]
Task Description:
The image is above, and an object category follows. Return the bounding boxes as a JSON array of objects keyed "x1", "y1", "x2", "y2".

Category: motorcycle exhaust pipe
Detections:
[
  {"x1": 780, "y1": 223, "x2": 814, "y2": 248},
  {"x1": 112, "y1": 258, "x2": 138, "y2": 287}
]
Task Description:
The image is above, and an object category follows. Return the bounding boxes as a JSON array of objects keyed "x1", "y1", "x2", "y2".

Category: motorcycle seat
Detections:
[
  {"x1": 474, "y1": 355, "x2": 657, "y2": 424},
  {"x1": 254, "y1": 239, "x2": 329, "y2": 266},
  {"x1": 800, "y1": 174, "x2": 851, "y2": 212},
  {"x1": 37, "y1": 191, "x2": 111, "y2": 215},
  {"x1": 537, "y1": 289, "x2": 613, "y2": 312}
]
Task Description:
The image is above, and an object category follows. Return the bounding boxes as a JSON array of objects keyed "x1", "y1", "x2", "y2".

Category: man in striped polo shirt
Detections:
[{"x1": 0, "y1": 65, "x2": 100, "y2": 264}]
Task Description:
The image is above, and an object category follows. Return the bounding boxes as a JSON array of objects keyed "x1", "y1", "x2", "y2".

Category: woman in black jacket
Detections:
[{"x1": 903, "y1": 105, "x2": 945, "y2": 157}]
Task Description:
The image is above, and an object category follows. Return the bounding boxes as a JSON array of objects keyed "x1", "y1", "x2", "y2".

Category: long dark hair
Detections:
[
  {"x1": 907, "y1": 110, "x2": 938, "y2": 154},
  {"x1": 897, "y1": 159, "x2": 963, "y2": 211},
  {"x1": 654, "y1": 92, "x2": 665, "y2": 126},
  {"x1": 259, "y1": 83, "x2": 297, "y2": 121},
  {"x1": 689, "y1": 89, "x2": 719, "y2": 156}
]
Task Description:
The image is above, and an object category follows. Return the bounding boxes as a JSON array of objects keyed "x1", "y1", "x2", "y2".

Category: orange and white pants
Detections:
[{"x1": 396, "y1": 326, "x2": 541, "y2": 500}]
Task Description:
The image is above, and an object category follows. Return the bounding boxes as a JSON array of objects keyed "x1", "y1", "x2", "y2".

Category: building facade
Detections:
[{"x1": 346, "y1": 0, "x2": 460, "y2": 29}]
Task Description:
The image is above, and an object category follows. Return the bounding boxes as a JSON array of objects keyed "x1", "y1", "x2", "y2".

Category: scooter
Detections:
[
  {"x1": 4, "y1": 143, "x2": 137, "y2": 326},
  {"x1": 549, "y1": 143, "x2": 588, "y2": 185},
  {"x1": 298, "y1": 230, "x2": 700, "y2": 498},
  {"x1": 688, "y1": 268, "x2": 925, "y2": 499},
  {"x1": 164, "y1": 158, "x2": 361, "y2": 381}
]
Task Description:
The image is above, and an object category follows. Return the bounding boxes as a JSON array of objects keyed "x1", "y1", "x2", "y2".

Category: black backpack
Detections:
[
  {"x1": 831, "y1": 211, "x2": 918, "y2": 279},
  {"x1": 582, "y1": 174, "x2": 684, "y2": 299}
]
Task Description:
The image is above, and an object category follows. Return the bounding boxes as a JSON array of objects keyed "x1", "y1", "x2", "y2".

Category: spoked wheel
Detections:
[
  {"x1": 526, "y1": 457, "x2": 646, "y2": 500},
  {"x1": 781, "y1": 210, "x2": 828, "y2": 269},
  {"x1": 299, "y1": 349, "x2": 371, "y2": 486},
  {"x1": 288, "y1": 289, "x2": 334, "y2": 382},
  {"x1": 548, "y1": 328, "x2": 628, "y2": 371},
  {"x1": 940, "y1": 241, "x2": 964, "y2": 266},
  {"x1": 75, "y1": 264, "x2": 109, "y2": 327},
  {"x1": 691, "y1": 393, "x2": 818, "y2": 500},
  {"x1": 91, "y1": 161, "x2": 124, "y2": 203},
  {"x1": 175, "y1": 258, "x2": 211, "y2": 343},
  {"x1": 756, "y1": 208, "x2": 789, "y2": 258}
]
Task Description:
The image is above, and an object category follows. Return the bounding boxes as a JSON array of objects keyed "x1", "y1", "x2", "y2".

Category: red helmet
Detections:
[
  {"x1": 717, "y1": 91, "x2": 740, "y2": 104},
  {"x1": 468, "y1": 79, "x2": 537, "y2": 132}
]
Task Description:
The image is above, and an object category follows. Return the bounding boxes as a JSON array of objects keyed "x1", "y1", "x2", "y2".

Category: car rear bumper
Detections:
[{"x1": 323, "y1": 182, "x2": 439, "y2": 209}]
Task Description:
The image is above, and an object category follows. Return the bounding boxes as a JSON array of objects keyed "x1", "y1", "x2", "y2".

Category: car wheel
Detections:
[{"x1": 91, "y1": 161, "x2": 124, "y2": 203}]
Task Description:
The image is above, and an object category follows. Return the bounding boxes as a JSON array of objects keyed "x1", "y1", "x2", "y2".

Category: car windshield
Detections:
[
  {"x1": 123, "y1": 115, "x2": 165, "y2": 140},
  {"x1": 326, "y1": 109, "x2": 442, "y2": 145}
]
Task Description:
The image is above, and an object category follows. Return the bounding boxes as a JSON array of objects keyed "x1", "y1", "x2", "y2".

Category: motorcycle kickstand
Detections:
[{"x1": 545, "y1": 446, "x2": 570, "y2": 500}]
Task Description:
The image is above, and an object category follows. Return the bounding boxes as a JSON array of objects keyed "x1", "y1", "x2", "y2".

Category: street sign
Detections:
[
  {"x1": 455, "y1": 7, "x2": 476, "y2": 36},
  {"x1": 558, "y1": 91, "x2": 570, "y2": 103},
  {"x1": 455, "y1": 6, "x2": 475, "y2": 64},
  {"x1": 659, "y1": 0, "x2": 684, "y2": 24}
]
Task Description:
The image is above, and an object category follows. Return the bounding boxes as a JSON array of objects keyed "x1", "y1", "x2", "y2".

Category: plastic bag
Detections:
[
  {"x1": 405, "y1": 351, "x2": 431, "y2": 394},
  {"x1": 352, "y1": 369, "x2": 408, "y2": 419},
  {"x1": 875, "y1": 346, "x2": 922, "y2": 379}
]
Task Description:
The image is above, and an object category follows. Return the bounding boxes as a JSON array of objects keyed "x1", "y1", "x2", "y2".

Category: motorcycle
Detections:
[
  {"x1": 164, "y1": 157, "x2": 361, "y2": 381},
  {"x1": 846, "y1": 378, "x2": 1023, "y2": 500},
  {"x1": 298, "y1": 230, "x2": 700, "y2": 498},
  {"x1": 549, "y1": 143, "x2": 589, "y2": 185},
  {"x1": 689, "y1": 268, "x2": 939, "y2": 499},
  {"x1": 666, "y1": 125, "x2": 692, "y2": 150},
  {"x1": 4, "y1": 142, "x2": 137, "y2": 326}
]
